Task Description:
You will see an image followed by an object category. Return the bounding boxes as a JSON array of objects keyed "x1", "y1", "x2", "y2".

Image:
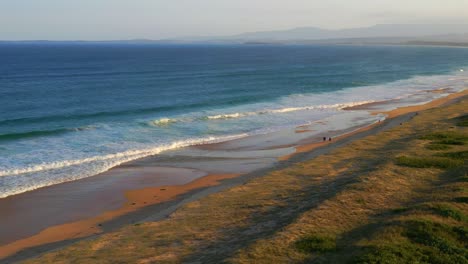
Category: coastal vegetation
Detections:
[{"x1": 22, "y1": 97, "x2": 467, "y2": 263}]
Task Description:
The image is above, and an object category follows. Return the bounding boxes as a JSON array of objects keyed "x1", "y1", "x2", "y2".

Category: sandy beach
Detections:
[{"x1": 0, "y1": 89, "x2": 466, "y2": 262}]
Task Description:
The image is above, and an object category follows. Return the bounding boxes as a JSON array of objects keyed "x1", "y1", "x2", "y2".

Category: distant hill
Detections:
[
  {"x1": 223, "y1": 24, "x2": 468, "y2": 41},
  {"x1": 168, "y1": 24, "x2": 468, "y2": 46},
  {"x1": 2, "y1": 24, "x2": 468, "y2": 47}
]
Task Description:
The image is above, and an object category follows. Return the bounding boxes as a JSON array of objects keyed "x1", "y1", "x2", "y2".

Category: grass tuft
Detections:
[
  {"x1": 426, "y1": 144, "x2": 452, "y2": 151},
  {"x1": 419, "y1": 131, "x2": 468, "y2": 141},
  {"x1": 436, "y1": 139, "x2": 466, "y2": 145},
  {"x1": 395, "y1": 156, "x2": 463, "y2": 169},
  {"x1": 404, "y1": 220, "x2": 467, "y2": 256},
  {"x1": 390, "y1": 207, "x2": 410, "y2": 214},
  {"x1": 419, "y1": 131, "x2": 468, "y2": 146},
  {"x1": 351, "y1": 243, "x2": 428, "y2": 264},
  {"x1": 295, "y1": 235, "x2": 337, "y2": 254},
  {"x1": 437, "y1": 150, "x2": 468, "y2": 160},
  {"x1": 428, "y1": 204, "x2": 467, "y2": 222}
]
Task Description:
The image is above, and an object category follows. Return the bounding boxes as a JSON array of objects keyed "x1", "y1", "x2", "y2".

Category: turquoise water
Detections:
[{"x1": 1, "y1": 44, "x2": 467, "y2": 197}]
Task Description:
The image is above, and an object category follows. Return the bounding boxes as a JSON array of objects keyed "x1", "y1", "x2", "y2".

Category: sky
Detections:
[{"x1": 1, "y1": 0, "x2": 468, "y2": 40}]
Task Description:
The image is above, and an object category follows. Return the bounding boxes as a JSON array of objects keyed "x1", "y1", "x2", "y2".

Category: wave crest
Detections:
[
  {"x1": 204, "y1": 100, "x2": 375, "y2": 121},
  {"x1": 0, "y1": 126, "x2": 97, "y2": 142},
  {"x1": 149, "y1": 118, "x2": 178, "y2": 126},
  {"x1": 206, "y1": 112, "x2": 253, "y2": 120},
  {"x1": 0, "y1": 133, "x2": 248, "y2": 179}
]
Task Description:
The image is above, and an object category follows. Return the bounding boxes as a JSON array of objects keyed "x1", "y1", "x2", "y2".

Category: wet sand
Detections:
[
  {"x1": 1, "y1": 89, "x2": 466, "y2": 260},
  {"x1": 377, "y1": 89, "x2": 468, "y2": 118},
  {"x1": 0, "y1": 166, "x2": 207, "y2": 244},
  {"x1": 293, "y1": 89, "x2": 468, "y2": 158},
  {"x1": 344, "y1": 88, "x2": 467, "y2": 115}
]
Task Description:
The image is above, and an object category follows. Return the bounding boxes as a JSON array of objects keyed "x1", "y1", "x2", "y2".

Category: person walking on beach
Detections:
[
  {"x1": 329, "y1": 137, "x2": 332, "y2": 141},
  {"x1": 323, "y1": 137, "x2": 327, "y2": 142}
]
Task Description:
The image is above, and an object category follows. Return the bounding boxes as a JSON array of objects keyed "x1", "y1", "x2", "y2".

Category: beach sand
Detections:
[
  {"x1": 0, "y1": 89, "x2": 466, "y2": 261},
  {"x1": 0, "y1": 172, "x2": 239, "y2": 259}
]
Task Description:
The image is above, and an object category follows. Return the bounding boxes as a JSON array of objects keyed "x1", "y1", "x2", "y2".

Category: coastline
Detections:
[{"x1": 1, "y1": 89, "x2": 467, "y2": 261}]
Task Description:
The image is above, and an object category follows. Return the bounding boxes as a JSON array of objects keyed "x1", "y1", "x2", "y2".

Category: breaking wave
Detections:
[{"x1": 204, "y1": 100, "x2": 375, "y2": 120}]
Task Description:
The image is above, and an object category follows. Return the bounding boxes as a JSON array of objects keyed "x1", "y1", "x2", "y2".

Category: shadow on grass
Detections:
[
  {"x1": 180, "y1": 126, "x2": 417, "y2": 263},
  {"x1": 300, "y1": 162, "x2": 468, "y2": 263},
  {"x1": 344, "y1": 219, "x2": 468, "y2": 264}
]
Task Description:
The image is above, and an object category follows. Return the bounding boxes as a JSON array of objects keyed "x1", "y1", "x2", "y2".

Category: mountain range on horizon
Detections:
[
  {"x1": 231, "y1": 24, "x2": 468, "y2": 40},
  {"x1": 2, "y1": 24, "x2": 468, "y2": 45},
  {"x1": 172, "y1": 24, "x2": 468, "y2": 44}
]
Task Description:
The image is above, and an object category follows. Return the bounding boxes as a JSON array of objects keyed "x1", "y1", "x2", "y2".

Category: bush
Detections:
[
  {"x1": 395, "y1": 156, "x2": 463, "y2": 169},
  {"x1": 295, "y1": 235, "x2": 337, "y2": 253}
]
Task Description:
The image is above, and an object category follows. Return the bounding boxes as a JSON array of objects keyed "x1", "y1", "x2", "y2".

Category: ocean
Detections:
[{"x1": 1, "y1": 43, "x2": 467, "y2": 198}]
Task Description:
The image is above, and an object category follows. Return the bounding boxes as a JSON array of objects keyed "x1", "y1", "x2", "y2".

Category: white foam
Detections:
[
  {"x1": 0, "y1": 134, "x2": 248, "y2": 178},
  {"x1": 204, "y1": 101, "x2": 375, "y2": 121},
  {"x1": 206, "y1": 112, "x2": 252, "y2": 120},
  {"x1": 149, "y1": 117, "x2": 178, "y2": 126}
]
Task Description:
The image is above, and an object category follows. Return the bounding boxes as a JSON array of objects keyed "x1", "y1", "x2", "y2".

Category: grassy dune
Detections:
[{"x1": 23, "y1": 98, "x2": 467, "y2": 263}]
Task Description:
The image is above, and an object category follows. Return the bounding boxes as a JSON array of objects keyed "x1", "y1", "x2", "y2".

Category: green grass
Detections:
[
  {"x1": 395, "y1": 156, "x2": 463, "y2": 169},
  {"x1": 419, "y1": 131, "x2": 468, "y2": 146},
  {"x1": 419, "y1": 131, "x2": 468, "y2": 141},
  {"x1": 351, "y1": 243, "x2": 428, "y2": 264},
  {"x1": 437, "y1": 150, "x2": 468, "y2": 160},
  {"x1": 428, "y1": 204, "x2": 467, "y2": 222},
  {"x1": 353, "y1": 220, "x2": 468, "y2": 264},
  {"x1": 405, "y1": 220, "x2": 467, "y2": 256},
  {"x1": 295, "y1": 235, "x2": 337, "y2": 254}
]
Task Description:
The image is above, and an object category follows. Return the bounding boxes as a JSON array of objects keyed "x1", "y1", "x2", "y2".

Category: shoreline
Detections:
[{"x1": 1, "y1": 89, "x2": 467, "y2": 261}]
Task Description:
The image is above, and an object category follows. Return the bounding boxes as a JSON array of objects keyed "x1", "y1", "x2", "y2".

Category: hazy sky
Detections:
[{"x1": 1, "y1": 0, "x2": 468, "y2": 40}]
